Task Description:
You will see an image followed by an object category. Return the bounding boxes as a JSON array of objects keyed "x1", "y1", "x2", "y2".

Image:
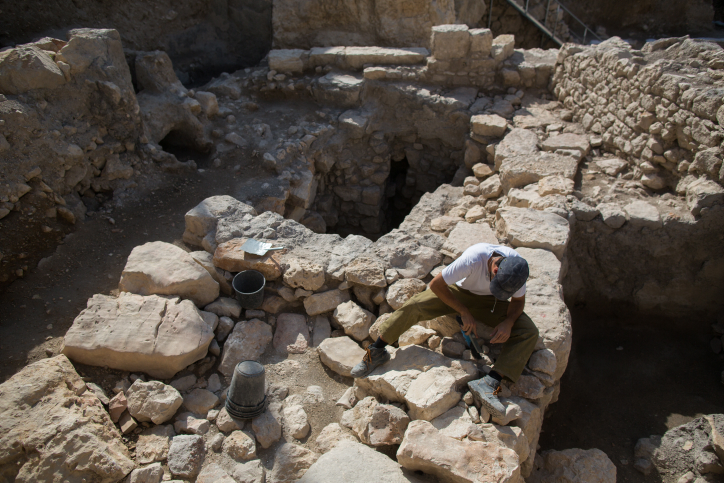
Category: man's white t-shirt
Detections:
[{"x1": 441, "y1": 243, "x2": 526, "y2": 298}]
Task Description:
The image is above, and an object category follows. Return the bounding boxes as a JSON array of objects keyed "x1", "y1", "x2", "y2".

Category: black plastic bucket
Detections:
[
  {"x1": 226, "y1": 360, "x2": 267, "y2": 419},
  {"x1": 232, "y1": 270, "x2": 266, "y2": 309}
]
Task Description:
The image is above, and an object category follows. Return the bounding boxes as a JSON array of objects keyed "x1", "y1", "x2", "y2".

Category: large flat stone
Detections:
[
  {"x1": 440, "y1": 221, "x2": 498, "y2": 258},
  {"x1": 355, "y1": 345, "x2": 478, "y2": 421},
  {"x1": 304, "y1": 289, "x2": 351, "y2": 316},
  {"x1": 540, "y1": 133, "x2": 590, "y2": 158},
  {"x1": 495, "y1": 207, "x2": 570, "y2": 260},
  {"x1": 183, "y1": 196, "x2": 257, "y2": 248},
  {"x1": 0, "y1": 46, "x2": 67, "y2": 94},
  {"x1": 219, "y1": 319, "x2": 273, "y2": 377},
  {"x1": 471, "y1": 114, "x2": 507, "y2": 137},
  {"x1": 273, "y1": 313, "x2": 311, "y2": 354},
  {"x1": 343, "y1": 47, "x2": 429, "y2": 69},
  {"x1": 62, "y1": 293, "x2": 214, "y2": 379},
  {"x1": 494, "y1": 128, "x2": 540, "y2": 169},
  {"x1": 119, "y1": 241, "x2": 220, "y2": 307},
  {"x1": 318, "y1": 336, "x2": 366, "y2": 377},
  {"x1": 499, "y1": 152, "x2": 579, "y2": 192},
  {"x1": 397, "y1": 420, "x2": 521, "y2": 483},
  {"x1": 213, "y1": 238, "x2": 285, "y2": 281},
  {"x1": 0, "y1": 356, "x2": 134, "y2": 482},
  {"x1": 299, "y1": 440, "x2": 424, "y2": 483}
]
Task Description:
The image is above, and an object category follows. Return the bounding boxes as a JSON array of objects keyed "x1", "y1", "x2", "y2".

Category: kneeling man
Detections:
[{"x1": 351, "y1": 242, "x2": 538, "y2": 419}]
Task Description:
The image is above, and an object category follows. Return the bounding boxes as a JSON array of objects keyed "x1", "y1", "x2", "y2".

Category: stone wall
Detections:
[
  {"x1": 0, "y1": 0, "x2": 272, "y2": 83},
  {"x1": 551, "y1": 37, "x2": 724, "y2": 193},
  {"x1": 0, "y1": 29, "x2": 216, "y2": 285},
  {"x1": 549, "y1": 36, "x2": 724, "y2": 316},
  {"x1": 271, "y1": 0, "x2": 486, "y2": 50}
]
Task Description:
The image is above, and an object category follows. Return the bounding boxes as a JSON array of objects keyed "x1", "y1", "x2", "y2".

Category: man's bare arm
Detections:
[
  {"x1": 490, "y1": 295, "x2": 525, "y2": 344},
  {"x1": 429, "y1": 272, "x2": 477, "y2": 336}
]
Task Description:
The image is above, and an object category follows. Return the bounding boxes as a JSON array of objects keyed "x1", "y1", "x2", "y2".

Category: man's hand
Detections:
[
  {"x1": 490, "y1": 319, "x2": 513, "y2": 344},
  {"x1": 461, "y1": 312, "x2": 477, "y2": 337}
]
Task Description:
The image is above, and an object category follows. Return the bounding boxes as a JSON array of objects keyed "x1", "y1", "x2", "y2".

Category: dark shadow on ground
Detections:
[{"x1": 538, "y1": 307, "x2": 724, "y2": 482}]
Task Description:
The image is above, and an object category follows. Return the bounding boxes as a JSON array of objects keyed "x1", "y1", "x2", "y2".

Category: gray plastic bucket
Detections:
[
  {"x1": 226, "y1": 360, "x2": 267, "y2": 419},
  {"x1": 232, "y1": 270, "x2": 266, "y2": 309}
]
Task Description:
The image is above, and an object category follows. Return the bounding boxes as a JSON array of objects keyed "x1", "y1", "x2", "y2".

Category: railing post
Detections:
[
  {"x1": 525, "y1": 0, "x2": 529, "y2": 13},
  {"x1": 488, "y1": 0, "x2": 494, "y2": 29},
  {"x1": 544, "y1": 0, "x2": 552, "y2": 27}
]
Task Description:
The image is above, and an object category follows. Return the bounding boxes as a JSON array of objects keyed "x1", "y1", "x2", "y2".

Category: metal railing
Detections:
[{"x1": 487, "y1": 0, "x2": 602, "y2": 47}]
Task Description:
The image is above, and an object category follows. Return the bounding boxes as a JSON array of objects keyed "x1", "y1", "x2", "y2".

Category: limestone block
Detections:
[
  {"x1": 128, "y1": 462, "x2": 163, "y2": 483},
  {"x1": 304, "y1": 289, "x2": 351, "y2": 315},
  {"x1": 283, "y1": 404, "x2": 310, "y2": 439},
  {"x1": 300, "y1": 440, "x2": 423, "y2": 483},
  {"x1": 341, "y1": 396, "x2": 410, "y2": 446},
  {"x1": 175, "y1": 413, "x2": 211, "y2": 435},
  {"x1": 190, "y1": 251, "x2": 232, "y2": 295},
  {"x1": 283, "y1": 257, "x2": 325, "y2": 291},
  {"x1": 541, "y1": 133, "x2": 590, "y2": 158},
  {"x1": 126, "y1": 380, "x2": 183, "y2": 424},
  {"x1": 216, "y1": 407, "x2": 243, "y2": 432},
  {"x1": 62, "y1": 293, "x2": 214, "y2": 379},
  {"x1": 315, "y1": 423, "x2": 358, "y2": 455},
  {"x1": 345, "y1": 257, "x2": 387, "y2": 287},
  {"x1": 496, "y1": 208, "x2": 570, "y2": 260},
  {"x1": 471, "y1": 114, "x2": 507, "y2": 137},
  {"x1": 479, "y1": 423, "x2": 530, "y2": 463},
  {"x1": 597, "y1": 203, "x2": 626, "y2": 228},
  {"x1": 183, "y1": 196, "x2": 256, "y2": 247},
  {"x1": 595, "y1": 158, "x2": 628, "y2": 176},
  {"x1": 431, "y1": 405, "x2": 477, "y2": 440},
  {"x1": 338, "y1": 110, "x2": 369, "y2": 139},
  {"x1": 368, "y1": 313, "x2": 391, "y2": 341},
  {"x1": 273, "y1": 313, "x2": 311, "y2": 354},
  {"x1": 119, "y1": 241, "x2": 220, "y2": 307},
  {"x1": 465, "y1": 205, "x2": 487, "y2": 222},
  {"x1": 441, "y1": 221, "x2": 498, "y2": 259},
  {"x1": 333, "y1": 300, "x2": 376, "y2": 341},
  {"x1": 308, "y1": 46, "x2": 346, "y2": 66},
  {"x1": 213, "y1": 238, "x2": 284, "y2": 280},
  {"x1": 204, "y1": 297, "x2": 241, "y2": 318},
  {"x1": 386, "y1": 279, "x2": 427, "y2": 310},
  {"x1": 167, "y1": 434, "x2": 205, "y2": 478},
  {"x1": 499, "y1": 152, "x2": 579, "y2": 192},
  {"x1": 268, "y1": 443, "x2": 319, "y2": 483},
  {"x1": 223, "y1": 430, "x2": 257, "y2": 461},
  {"x1": 510, "y1": 374, "x2": 545, "y2": 399},
  {"x1": 312, "y1": 315, "x2": 332, "y2": 347},
  {"x1": 491, "y1": 35, "x2": 515, "y2": 61},
  {"x1": 312, "y1": 73, "x2": 364, "y2": 108},
  {"x1": 252, "y1": 401, "x2": 283, "y2": 449},
  {"x1": 686, "y1": 178, "x2": 724, "y2": 216},
  {"x1": 137, "y1": 425, "x2": 174, "y2": 464},
  {"x1": 194, "y1": 91, "x2": 218, "y2": 117},
  {"x1": 183, "y1": 388, "x2": 219, "y2": 415},
  {"x1": 473, "y1": 162, "x2": 494, "y2": 178},
  {"x1": 528, "y1": 349, "x2": 557, "y2": 375},
  {"x1": 397, "y1": 420, "x2": 521, "y2": 482},
  {"x1": 431, "y1": 24, "x2": 470, "y2": 60},
  {"x1": 268, "y1": 49, "x2": 306, "y2": 73},
  {"x1": 0, "y1": 355, "x2": 134, "y2": 481},
  {"x1": 318, "y1": 336, "x2": 366, "y2": 377},
  {"x1": 528, "y1": 448, "x2": 616, "y2": 483},
  {"x1": 197, "y1": 464, "x2": 236, "y2": 483},
  {"x1": 570, "y1": 199, "x2": 599, "y2": 221},
  {"x1": 470, "y1": 28, "x2": 493, "y2": 56},
  {"x1": 494, "y1": 128, "x2": 540, "y2": 170},
  {"x1": 623, "y1": 200, "x2": 662, "y2": 229},
  {"x1": 480, "y1": 174, "x2": 503, "y2": 198},
  {"x1": 327, "y1": 234, "x2": 373, "y2": 280},
  {"x1": 526, "y1": 279, "x2": 572, "y2": 380},
  {"x1": 219, "y1": 319, "x2": 273, "y2": 377},
  {"x1": 399, "y1": 325, "x2": 437, "y2": 347},
  {"x1": 508, "y1": 185, "x2": 542, "y2": 208},
  {"x1": 0, "y1": 46, "x2": 66, "y2": 94},
  {"x1": 505, "y1": 395, "x2": 543, "y2": 476},
  {"x1": 538, "y1": 176, "x2": 574, "y2": 196},
  {"x1": 431, "y1": 215, "x2": 464, "y2": 232},
  {"x1": 356, "y1": 345, "x2": 478, "y2": 421},
  {"x1": 343, "y1": 46, "x2": 429, "y2": 69}
]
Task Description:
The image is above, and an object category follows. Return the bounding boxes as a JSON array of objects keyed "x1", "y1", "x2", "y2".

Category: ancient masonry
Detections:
[{"x1": 0, "y1": 15, "x2": 723, "y2": 483}]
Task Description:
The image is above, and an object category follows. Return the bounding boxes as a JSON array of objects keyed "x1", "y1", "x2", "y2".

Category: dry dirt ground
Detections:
[{"x1": 539, "y1": 308, "x2": 724, "y2": 483}]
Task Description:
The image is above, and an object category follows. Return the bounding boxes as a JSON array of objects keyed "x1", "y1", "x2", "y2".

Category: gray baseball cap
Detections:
[{"x1": 490, "y1": 257, "x2": 529, "y2": 300}]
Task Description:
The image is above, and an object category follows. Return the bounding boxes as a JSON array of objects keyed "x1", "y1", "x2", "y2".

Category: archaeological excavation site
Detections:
[{"x1": 1, "y1": 0, "x2": 724, "y2": 482}]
